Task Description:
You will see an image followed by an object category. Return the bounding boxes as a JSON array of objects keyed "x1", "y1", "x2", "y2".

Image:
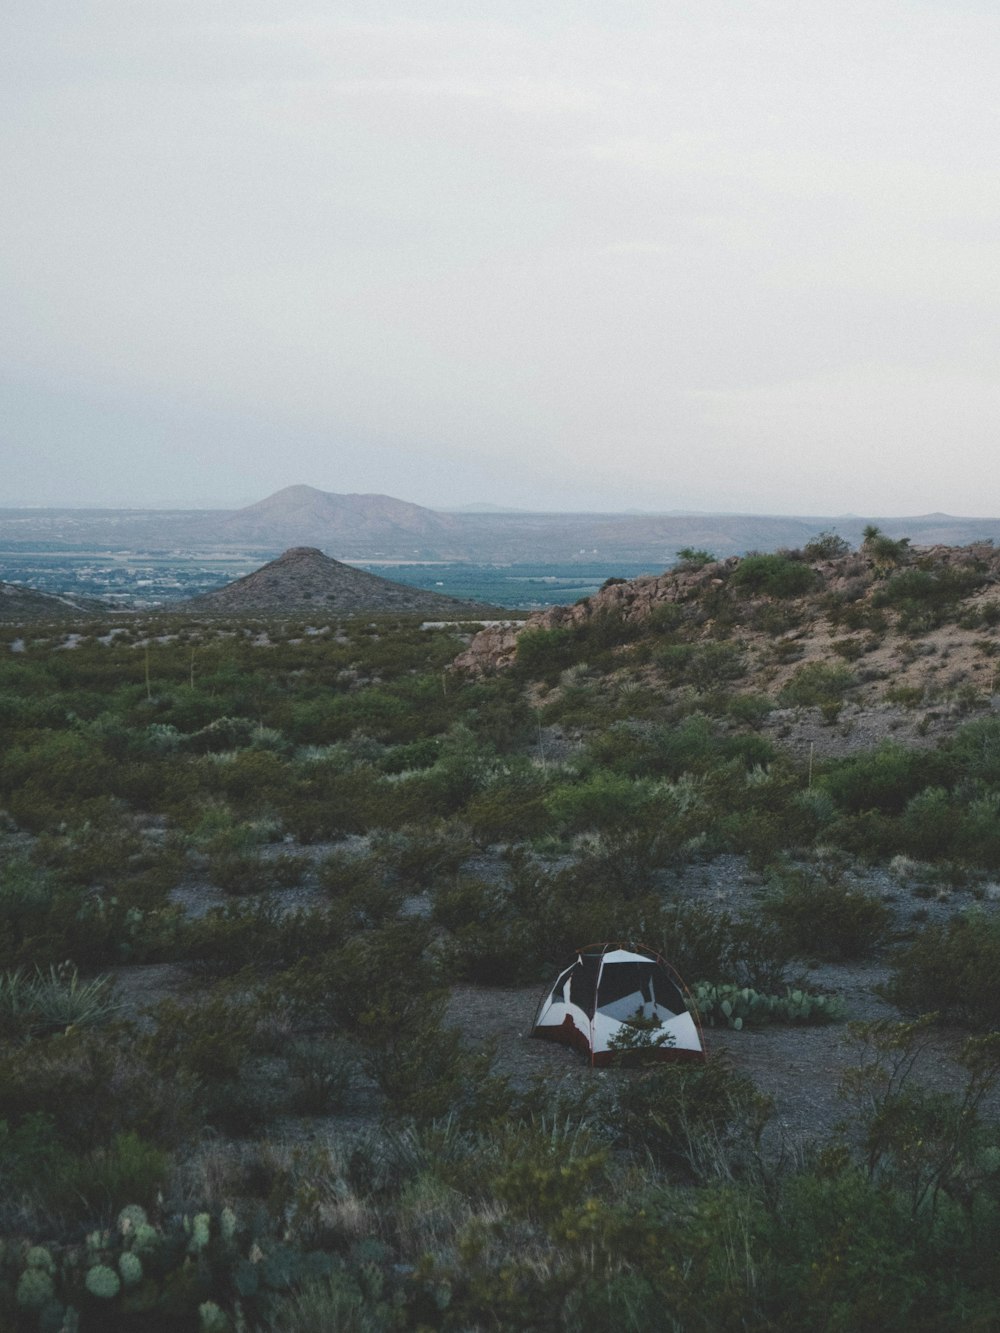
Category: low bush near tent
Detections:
[
  {"x1": 885, "y1": 911, "x2": 1000, "y2": 1028},
  {"x1": 761, "y1": 865, "x2": 893, "y2": 961},
  {"x1": 609, "y1": 1056, "x2": 772, "y2": 1179}
]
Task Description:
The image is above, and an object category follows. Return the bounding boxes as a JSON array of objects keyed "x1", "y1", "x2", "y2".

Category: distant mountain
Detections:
[
  {"x1": 438, "y1": 502, "x2": 534, "y2": 514},
  {"x1": 180, "y1": 547, "x2": 498, "y2": 616},
  {"x1": 0, "y1": 581, "x2": 102, "y2": 622},
  {"x1": 4, "y1": 488, "x2": 1000, "y2": 566},
  {"x1": 214, "y1": 486, "x2": 460, "y2": 555}
]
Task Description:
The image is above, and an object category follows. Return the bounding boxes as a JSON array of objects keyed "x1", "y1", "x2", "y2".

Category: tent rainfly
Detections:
[{"x1": 530, "y1": 942, "x2": 705, "y2": 1066}]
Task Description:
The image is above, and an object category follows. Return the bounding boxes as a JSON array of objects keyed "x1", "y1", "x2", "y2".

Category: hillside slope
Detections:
[
  {"x1": 181, "y1": 546, "x2": 499, "y2": 616},
  {"x1": 0, "y1": 581, "x2": 102, "y2": 622},
  {"x1": 455, "y1": 536, "x2": 1000, "y2": 757}
]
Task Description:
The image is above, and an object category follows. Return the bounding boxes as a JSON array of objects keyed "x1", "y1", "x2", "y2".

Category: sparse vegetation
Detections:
[{"x1": 4, "y1": 545, "x2": 1000, "y2": 1326}]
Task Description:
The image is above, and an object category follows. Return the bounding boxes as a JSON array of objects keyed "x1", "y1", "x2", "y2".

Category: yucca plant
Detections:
[{"x1": 0, "y1": 961, "x2": 121, "y2": 1040}]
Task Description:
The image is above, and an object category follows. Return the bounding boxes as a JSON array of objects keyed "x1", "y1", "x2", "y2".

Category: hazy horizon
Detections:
[
  {"x1": 0, "y1": 482, "x2": 994, "y2": 522},
  {"x1": 4, "y1": 3, "x2": 999, "y2": 513}
]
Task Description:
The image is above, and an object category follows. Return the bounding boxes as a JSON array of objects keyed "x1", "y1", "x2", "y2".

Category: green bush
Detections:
[
  {"x1": 761, "y1": 866, "x2": 892, "y2": 960},
  {"x1": 610, "y1": 1058, "x2": 772, "y2": 1179},
  {"x1": 730, "y1": 554, "x2": 818, "y2": 598},
  {"x1": 803, "y1": 531, "x2": 851, "y2": 560},
  {"x1": 675, "y1": 548, "x2": 716, "y2": 568},
  {"x1": 779, "y1": 661, "x2": 856, "y2": 708},
  {"x1": 821, "y1": 743, "x2": 950, "y2": 816},
  {"x1": 513, "y1": 627, "x2": 577, "y2": 682},
  {"x1": 886, "y1": 911, "x2": 1000, "y2": 1027}
]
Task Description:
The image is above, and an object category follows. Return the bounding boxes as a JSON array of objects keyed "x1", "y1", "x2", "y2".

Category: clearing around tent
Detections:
[{"x1": 531, "y1": 942, "x2": 705, "y2": 1066}]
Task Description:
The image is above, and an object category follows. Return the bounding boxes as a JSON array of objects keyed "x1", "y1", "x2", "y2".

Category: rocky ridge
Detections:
[
  {"x1": 0, "y1": 581, "x2": 103, "y2": 622},
  {"x1": 454, "y1": 540, "x2": 1000, "y2": 755}
]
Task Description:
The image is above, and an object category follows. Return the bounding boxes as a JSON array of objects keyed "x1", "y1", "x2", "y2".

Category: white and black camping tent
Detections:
[{"x1": 531, "y1": 942, "x2": 705, "y2": 1066}]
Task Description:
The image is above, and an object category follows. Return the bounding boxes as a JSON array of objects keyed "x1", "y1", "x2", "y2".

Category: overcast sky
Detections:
[{"x1": 2, "y1": 1, "x2": 998, "y2": 513}]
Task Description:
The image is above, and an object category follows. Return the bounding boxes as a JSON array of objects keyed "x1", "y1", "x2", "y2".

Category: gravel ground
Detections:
[{"x1": 113, "y1": 847, "x2": 1000, "y2": 1155}]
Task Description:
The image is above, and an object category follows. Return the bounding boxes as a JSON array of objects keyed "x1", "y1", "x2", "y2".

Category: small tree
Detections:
[
  {"x1": 862, "y1": 525, "x2": 911, "y2": 571},
  {"x1": 804, "y1": 530, "x2": 850, "y2": 560}
]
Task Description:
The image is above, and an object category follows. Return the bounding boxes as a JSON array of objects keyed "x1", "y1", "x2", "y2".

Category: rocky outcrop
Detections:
[
  {"x1": 453, "y1": 542, "x2": 1000, "y2": 673},
  {"x1": 452, "y1": 558, "x2": 737, "y2": 671}
]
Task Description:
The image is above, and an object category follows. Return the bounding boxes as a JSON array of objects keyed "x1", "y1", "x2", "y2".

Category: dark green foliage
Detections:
[
  {"x1": 821, "y1": 742, "x2": 951, "y2": 815},
  {"x1": 862, "y1": 525, "x2": 912, "y2": 569},
  {"x1": 513, "y1": 627, "x2": 576, "y2": 682},
  {"x1": 730, "y1": 553, "x2": 818, "y2": 598},
  {"x1": 875, "y1": 562, "x2": 987, "y2": 634},
  {"x1": 887, "y1": 911, "x2": 1000, "y2": 1027},
  {"x1": 11, "y1": 609, "x2": 1000, "y2": 1328},
  {"x1": 654, "y1": 639, "x2": 746, "y2": 689},
  {"x1": 611, "y1": 1056, "x2": 772, "y2": 1177},
  {"x1": 432, "y1": 877, "x2": 541, "y2": 984},
  {"x1": 779, "y1": 661, "x2": 856, "y2": 708},
  {"x1": 762, "y1": 865, "x2": 893, "y2": 960},
  {"x1": 206, "y1": 850, "x2": 308, "y2": 895},
  {"x1": 675, "y1": 548, "x2": 716, "y2": 567},
  {"x1": 803, "y1": 530, "x2": 851, "y2": 560}
]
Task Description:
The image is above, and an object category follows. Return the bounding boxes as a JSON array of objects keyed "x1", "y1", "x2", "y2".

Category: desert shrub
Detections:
[
  {"x1": 285, "y1": 1038, "x2": 359, "y2": 1116},
  {"x1": 803, "y1": 531, "x2": 851, "y2": 560},
  {"x1": 885, "y1": 683, "x2": 925, "y2": 708},
  {"x1": 379, "y1": 737, "x2": 440, "y2": 773},
  {"x1": 900, "y1": 787, "x2": 964, "y2": 860},
  {"x1": 0, "y1": 1025, "x2": 197, "y2": 1156},
  {"x1": 953, "y1": 793, "x2": 1000, "y2": 867},
  {"x1": 207, "y1": 850, "x2": 309, "y2": 895},
  {"x1": 730, "y1": 554, "x2": 817, "y2": 598},
  {"x1": 831, "y1": 637, "x2": 866, "y2": 661},
  {"x1": 675, "y1": 548, "x2": 716, "y2": 568},
  {"x1": 759, "y1": 1166, "x2": 972, "y2": 1330},
  {"x1": 862, "y1": 526, "x2": 911, "y2": 569},
  {"x1": 577, "y1": 608, "x2": 641, "y2": 654},
  {"x1": 653, "y1": 641, "x2": 694, "y2": 677},
  {"x1": 369, "y1": 819, "x2": 475, "y2": 891},
  {"x1": 761, "y1": 866, "x2": 892, "y2": 960},
  {"x1": 947, "y1": 716, "x2": 1000, "y2": 785},
  {"x1": 876, "y1": 564, "x2": 986, "y2": 632},
  {"x1": 827, "y1": 598, "x2": 889, "y2": 633},
  {"x1": 821, "y1": 743, "x2": 951, "y2": 816},
  {"x1": 656, "y1": 640, "x2": 747, "y2": 691},
  {"x1": 610, "y1": 1057, "x2": 772, "y2": 1179},
  {"x1": 820, "y1": 810, "x2": 899, "y2": 859},
  {"x1": 545, "y1": 772, "x2": 664, "y2": 836},
  {"x1": 513, "y1": 627, "x2": 577, "y2": 682},
  {"x1": 464, "y1": 772, "x2": 550, "y2": 845},
  {"x1": 459, "y1": 677, "x2": 535, "y2": 752},
  {"x1": 657, "y1": 902, "x2": 790, "y2": 993},
  {"x1": 181, "y1": 902, "x2": 343, "y2": 975},
  {"x1": 432, "y1": 878, "x2": 541, "y2": 985},
  {"x1": 886, "y1": 911, "x2": 1000, "y2": 1027},
  {"x1": 779, "y1": 661, "x2": 856, "y2": 708},
  {"x1": 723, "y1": 692, "x2": 775, "y2": 727},
  {"x1": 59, "y1": 1131, "x2": 169, "y2": 1218}
]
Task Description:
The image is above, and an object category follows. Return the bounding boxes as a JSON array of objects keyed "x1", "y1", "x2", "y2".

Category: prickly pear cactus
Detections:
[
  {"x1": 16, "y1": 1266, "x2": 55, "y2": 1310},
  {"x1": 199, "y1": 1300, "x2": 231, "y2": 1332},
  {"x1": 118, "y1": 1252, "x2": 143, "y2": 1287},
  {"x1": 84, "y1": 1264, "x2": 121, "y2": 1299}
]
